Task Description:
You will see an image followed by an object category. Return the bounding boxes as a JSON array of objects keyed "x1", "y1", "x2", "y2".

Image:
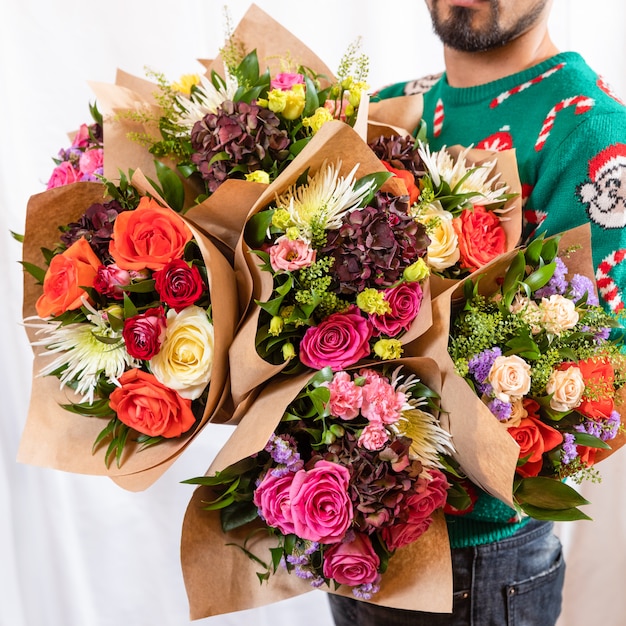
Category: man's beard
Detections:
[{"x1": 429, "y1": 1, "x2": 548, "y2": 52}]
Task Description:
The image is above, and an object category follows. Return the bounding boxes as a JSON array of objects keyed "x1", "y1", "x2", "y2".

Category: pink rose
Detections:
[
  {"x1": 361, "y1": 377, "x2": 405, "y2": 424},
  {"x1": 322, "y1": 533, "x2": 380, "y2": 586},
  {"x1": 71, "y1": 123, "x2": 91, "y2": 148},
  {"x1": 299, "y1": 306, "x2": 373, "y2": 370},
  {"x1": 381, "y1": 517, "x2": 433, "y2": 551},
  {"x1": 46, "y1": 161, "x2": 81, "y2": 189},
  {"x1": 253, "y1": 470, "x2": 296, "y2": 536},
  {"x1": 403, "y1": 469, "x2": 449, "y2": 523},
  {"x1": 327, "y1": 371, "x2": 363, "y2": 420},
  {"x1": 271, "y1": 72, "x2": 304, "y2": 91},
  {"x1": 268, "y1": 236, "x2": 316, "y2": 272},
  {"x1": 153, "y1": 258, "x2": 205, "y2": 312},
  {"x1": 358, "y1": 421, "x2": 389, "y2": 451},
  {"x1": 289, "y1": 460, "x2": 353, "y2": 544},
  {"x1": 93, "y1": 264, "x2": 131, "y2": 300},
  {"x1": 79, "y1": 148, "x2": 104, "y2": 179},
  {"x1": 370, "y1": 281, "x2": 424, "y2": 337},
  {"x1": 122, "y1": 307, "x2": 167, "y2": 359}
]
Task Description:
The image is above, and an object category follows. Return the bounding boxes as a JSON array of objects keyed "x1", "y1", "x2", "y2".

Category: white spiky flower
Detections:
[
  {"x1": 418, "y1": 141, "x2": 510, "y2": 207},
  {"x1": 388, "y1": 367, "x2": 455, "y2": 468},
  {"x1": 175, "y1": 73, "x2": 239, "y2": 132},
  {"x1": 273, "y1": 160, "x2": 375, "y2": 242},
  {"x1": 27, "y1": 305, "x2": 139, "y2": 404}
]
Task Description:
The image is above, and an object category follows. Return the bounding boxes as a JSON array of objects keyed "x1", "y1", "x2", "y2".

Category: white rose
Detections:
[
  {"x1": 488, "y1": 355, "x2": 532, "y2": 402},
  {"x1": 540, "y1": 294, "x2": 579, "y2": 335},
  {"x1": 546, "y1": 366, "x2": 585, "y2": 412},
  {"x1": 150, "y1": 305, "x2": 215, "y2": 400},
  {"x1": 415, "y1": 204, "x2": 460, "y2": 271}
]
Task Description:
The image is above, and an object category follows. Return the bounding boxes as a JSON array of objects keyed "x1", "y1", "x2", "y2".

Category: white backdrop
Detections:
[{"x1": 1, "y1": 2, "x2": 625, "y2": 625}]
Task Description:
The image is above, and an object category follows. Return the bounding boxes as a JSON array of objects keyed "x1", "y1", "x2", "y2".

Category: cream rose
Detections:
[
  {"x1": 501, "y1": 399, "x2": 528, "y2": 428},
  {"x1": 488, "y1": 355, "x2": 532, "y2": 402},
  {"x1": 415, "y1": 204, "x2": 459, "y2": 271},
  {"x1": 540, "y1": 294, "x2": 579, "y2": 335},
  {"x1": 510, "y1": 294, "x2": 542, "y2": 334},
  {"x1": 150, "y1": 305, "x2": 214, "y2": 400},
  {"x1": 546, "y1": 366, "x2": 585, "y2": 412}
]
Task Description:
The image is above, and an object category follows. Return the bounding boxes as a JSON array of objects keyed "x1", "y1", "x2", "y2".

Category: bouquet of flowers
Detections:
[
  {"x1": 368, "y1": 132, "x2": 521, "y2": 285},
  {"x1": 46, "y1": 102, "x2": 104, "y2": 189},
  {"x1": 228, "y1": 121, "x2": 433, "y2": 411},
  {"x1": 447, "y1": 226, "x2": 626, "y2": 520},
  {"x1": 180, "y1": 357, "x2": 455, "y2": 618},
  {"x1": 18, "y1": 169, "x2": 237, "y2": 489}
]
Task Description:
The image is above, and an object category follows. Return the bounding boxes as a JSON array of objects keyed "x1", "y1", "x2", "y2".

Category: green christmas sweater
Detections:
[{"x1": 375, "y1": 51, "x2": 626, "y2": 548}]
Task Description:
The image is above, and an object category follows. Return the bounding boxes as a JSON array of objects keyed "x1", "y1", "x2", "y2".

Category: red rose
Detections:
[
  {"x1": 153, "y1": 259, "x2": 205, "y2": 312},
  {"x1": 122, "y1": 307, "x2": 167, "y2": 359},
  {"x1": 577, "y1": 357, "x2": 615, "y2": 420},
  {"x1": 381, "y1": 517, "x2": 432, "y2": 552},
  {"x1": 507, "y1": 416, "x2": 563, "y2": 478},
  {"x1": 322, "y1": 533, "x2": 380, "y2": 586},
  {"x1": 109, "y1": 368, "x2": 196, "y2": 438},
  {"x1": 452, "y1": 206, "x2": 506, "y2": 272},
  {"x1": 93, "y1": 264, "x2": 131, "y2": 300}
]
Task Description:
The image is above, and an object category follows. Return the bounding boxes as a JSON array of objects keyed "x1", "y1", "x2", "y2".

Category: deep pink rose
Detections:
[
  {"x1": 122, "y1": 306, "x2": 167, "y2": 359},
  {"x1": 299, "y1": 306, "x2": 373, "y2": 370},
  {"x1": 370, "y1": 281, "x2": 424, "y2": 337},
  {"x1": 71, "y1": 123, "x2": 91, "y2": 148},
  {"x1": 289, "y1": 460, "x2": 353, "y2": 544},
  {"x1": 381, "y1": 517, "x2": 433, "y2": 551},
  {"x1": 403, "y1": 469, "x2": 450, "y2": 523},
  {"x1": 322, "y1": 533, "x2": 380, "y2": 586},
  {"x1": 361, "y1": 377, "x2": 405, "y2": 424},
  {"x1": 327, "y1": 371, "x2": 363, "y2": 420},
  {"x1": 253, "y1": 470, "x2": 296, "y2": 536},
  {"x1": 270, "y1": 72, "x2": 304, "y2": 90},
  {"x1": 153, "y1": 258, "x2": 205, "y2": 312},
  {"x1": 79, "y1": 148, "x2": 104, "y2": 179},
  {"x1": 93, "y1": 264, "x2": 131, "y2": 300},
  {"x1": 268, "y1": 237, "x2": 316, "y2": 272},
  {"x1": 46, "y1": 161, "x2": 81, "y2": 189}
]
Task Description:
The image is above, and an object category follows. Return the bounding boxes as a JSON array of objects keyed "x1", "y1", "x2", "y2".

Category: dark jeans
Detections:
[{"x1": 327, "y1": 519, "x2": 565, "y2": 626}]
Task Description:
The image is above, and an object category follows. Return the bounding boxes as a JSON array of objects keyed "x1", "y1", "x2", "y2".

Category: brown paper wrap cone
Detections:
[
  {"x1": 181, "y1": 356, "x2": 453, "y2": 618},
  {"x1": 18, "y1": 177, "x2": 237, "y2": 490},
  {"x1": 228, "y1": 120, "x2": 433, "y2": 411}
]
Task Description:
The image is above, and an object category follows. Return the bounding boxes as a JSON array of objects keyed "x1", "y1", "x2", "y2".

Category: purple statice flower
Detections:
[
  {"x1": 535, "y1": 257, "x2": 568, "y2": 299},
  {"x1": 568, "y1": 274, "x2": 599, "y2": 305},
  {"x1": 574, "y1": 419, "x2": 602, "y2": 438},
  {"x1": 468, "y1": 347, "x2": 502, "y2": 384},
  {"x1": 573, "y1": 414, "x2": 620, "y2": 442},
  {"x1": 353, "y1": 581, "x2": 381, "y2": 600},
  {"x1": 294, "y1": 565, "x2": 315, "y2": 580},
  {"x1": 488, "y1": 398, "x2": 513, "y2": 421},
  {"x1": 309, "y1": 576, "x2": 326, "y2": 588},
  {"x1": 286, "y1": 554, "x2": 309, "y2": 566},
  {"x1": 594, "y1": 327, "x2": 612, "y2": 343},
  {"x1": 264, "y1": 434, "x2": 303, "y2": 474},
  {"x1": 561, "y1": 433, "x2": 578, "y2": 464},
  {"x1": 304, "y1": 541, "x2": 320, "y2": 555}
]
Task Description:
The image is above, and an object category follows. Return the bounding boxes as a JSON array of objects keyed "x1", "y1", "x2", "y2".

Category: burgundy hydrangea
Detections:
[
  {"x1": 190, "y1": 100, "x2": 291, "y2": 192},
  {"x1": 320, "y1": 192, "x2": 430, "y2": 295},
  {"x1": 60, "y1": 199, "x2": 125, "y2": 262},
  {"x1": 368, "y1": 134, "x2": 426, "y2": 179}
]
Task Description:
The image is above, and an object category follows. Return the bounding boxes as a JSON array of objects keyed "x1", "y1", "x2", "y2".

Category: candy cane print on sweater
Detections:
[
  {"x1": 433, "y1": 98, "x2": 444, "y2": 137},
  {"x1": 596, "y1": 249, "x2": 626, "y2": 313},
  {"x1": 534, "y1": 95, "x2": 595, "y2": 151}
]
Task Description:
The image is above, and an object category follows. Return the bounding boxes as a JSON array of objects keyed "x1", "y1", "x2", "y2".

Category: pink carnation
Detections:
[
  {"x1": 327, "y1": 371, "x2": 363, "y2": 420},
  {"x1": 358, "y1": 421, "x2": 389, "y2": 451},
  {"x1": 268, "y1": 236, "x2": 316, "y2": 272},
  {"x1": 361, "y1": 377, "x2": 406, "y2": 424}
]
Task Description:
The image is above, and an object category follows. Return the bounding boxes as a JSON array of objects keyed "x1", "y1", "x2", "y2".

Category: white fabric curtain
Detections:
[{"x1": 1, "y1": 2, "x2": 624, "y2": 625}]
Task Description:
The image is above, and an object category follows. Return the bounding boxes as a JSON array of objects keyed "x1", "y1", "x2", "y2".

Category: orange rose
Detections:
[
  {"x1": 109, "y1": 368, "x2": 196, "y2": 438},
  {"x1": 507, "y1": 415, "x2": 563, "y2": 478},
  {"x1": 35, "y1": 237, "x2": 102, "y2": 318},
  {"x1": 381, "y1": 160, "x2": 420, "y2": 205},
  {"x1": 108, "y1": 197, "x2": 193, "y2": 270},
  {"x1": 453, "y1": 206, "x2": 506, "y2": 272},
  {"x1": 577, "y1": 358, "x2": 615, "y2": 420}
]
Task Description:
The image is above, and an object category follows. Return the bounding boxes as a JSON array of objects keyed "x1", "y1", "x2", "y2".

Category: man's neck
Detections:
[{"x1": 443, "y1": 29, "x2": 560, "y2": 88}]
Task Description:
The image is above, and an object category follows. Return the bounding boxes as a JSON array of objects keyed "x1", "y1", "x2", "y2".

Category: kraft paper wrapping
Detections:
[
  {"x1": 181, "y1": 357, "x2": 453, "y2": 619},
  {"x1": 18, "y1": 178, "x2": 237, "y2": 490},
  {"x1": 228, "y1": 120, "x2": 434, "y2": 410},
  {"x1": 405, "y1": 223, "x2": 626, "y2": 507}
]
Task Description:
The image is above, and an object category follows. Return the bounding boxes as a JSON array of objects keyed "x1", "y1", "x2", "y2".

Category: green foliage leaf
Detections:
[
  {"x1": 524, "y1": 261, "x2": 556, "y2": 292},
  {"x1": 20, "y1": 261, "x2": 47, "y2": 283},
  {"x1": 518, "y1": 502, "x2": 592, "y2": 521},
  {"x1": 245, "y1": 210, "x2": 275, "y2": 249},
  {"x1": 221, "y1": 500, "x2": 259, "y2": 532},
  {"x1": 514, "y1": 476, "x2": 590, "y2": 509}
]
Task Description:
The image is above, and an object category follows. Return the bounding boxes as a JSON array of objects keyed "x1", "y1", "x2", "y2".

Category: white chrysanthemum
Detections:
[
  {"x1": 274, "y1": 160, "x2": 375, "y2": 242},
  {"x1": 28, "y1": 309, "x2": 139, "y2": 404},
  {"x1": 176, "y1": 73, "x2": 239, "y2": 132},
  {"x1": 418, "y1": 141, "x2": 510, "y2": 206},
  {"x1": 387, "y1": 367, "x2": 455, "y2": 467}
]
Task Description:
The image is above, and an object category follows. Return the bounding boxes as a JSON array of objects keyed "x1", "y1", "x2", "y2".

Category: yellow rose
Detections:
[
  {"x1": 415, "y1": 204, "x2": 460, "y2": 271},
  {"x1": 546, "y1": 366, "x2": 585, "y2": 412},
  {"x1": 150, "y1": 305, "x2": 214, "y2": 400},
  {"x1": 488, "y1": 355, "x2": 531, "y2": 403}
]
